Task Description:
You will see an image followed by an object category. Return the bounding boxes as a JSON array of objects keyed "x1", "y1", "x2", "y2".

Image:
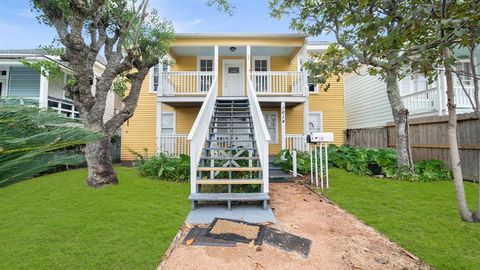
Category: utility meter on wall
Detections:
[{"x1": 306, "y1": 132, "x2": 334, "y2": 144}]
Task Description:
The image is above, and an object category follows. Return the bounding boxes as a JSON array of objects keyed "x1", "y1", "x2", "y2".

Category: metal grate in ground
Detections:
[
  {"x1": 182, "y1": 227, "x2": 236, "y2": 247},
  {"x1": 263, "y1": 227, "x2": 312, "y2": 257}
]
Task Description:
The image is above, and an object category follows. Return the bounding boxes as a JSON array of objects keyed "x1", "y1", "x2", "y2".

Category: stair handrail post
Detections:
[{"x1": 246, "y1": 76, "x2": 271, "y2": 193}]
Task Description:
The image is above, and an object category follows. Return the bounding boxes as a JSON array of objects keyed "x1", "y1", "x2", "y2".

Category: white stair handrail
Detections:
[
  {"x1": 187, "y1": 76, "x2": 218, "y2": 193},
  {"x1": 246, "y1": 77, "x2": 271, "y2": 193}
]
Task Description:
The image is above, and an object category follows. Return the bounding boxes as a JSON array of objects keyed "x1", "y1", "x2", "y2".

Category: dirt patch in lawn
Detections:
[
  {"x1": 158, "y1": 182, "x2": 431, "y2": 270},
  {"x1": 209, "y1": 219, "x2": 260, "y2": 240}
]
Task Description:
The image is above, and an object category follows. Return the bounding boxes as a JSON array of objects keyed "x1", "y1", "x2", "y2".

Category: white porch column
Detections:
[
  {"x1": 156, "y1": 101, "x2": 162, "y2": 153},
  {"x1": 281, "y1": 101, "x2": 286, "y2": 149},
  {"x1": 302, "y1": 41, "x2": 310, "y2": 134},
  {"x1": 214, "y1": 45, "x2": 219, "y2": 78},
  {"x1": 39, "y1": 67, "x2": 49, "y2": 108},
  {"x1": 246, "y1": 45, "x2": 251, "y2": 79}
]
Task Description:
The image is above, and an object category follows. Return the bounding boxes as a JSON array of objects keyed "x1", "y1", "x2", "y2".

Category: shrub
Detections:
[
  {"x1": 274, "y1": 146, "x2": 452, "y2": 182},
  {"x1": 131, "y1": 150, "x2": 190, "y2": 182}
]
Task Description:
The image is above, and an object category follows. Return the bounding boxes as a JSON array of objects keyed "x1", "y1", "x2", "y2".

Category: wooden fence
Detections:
[{"x1": 346, "y1": 112, "x2": 480, "y2": 181}]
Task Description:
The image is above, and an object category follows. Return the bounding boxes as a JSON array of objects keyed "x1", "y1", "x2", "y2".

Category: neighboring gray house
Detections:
[
  {"x1": 0, "y1": 49, "x2": 117, "y2": 121},
  {"x1": 344, "y1": 48, "x2": 480, "y2": 129}
]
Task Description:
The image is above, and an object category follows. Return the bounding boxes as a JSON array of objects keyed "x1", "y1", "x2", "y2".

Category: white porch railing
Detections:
[
  {"x1": 286, "y1": 134, "x2": 308, "y2": 152},
  {"x1": 247, "y1": 77, "x2": 271, "y2": 193},
  {"x1": 250, "y1": 71, "x2": 307, "y2": 95},
  {"x1": 188, "y1": 76, "x2": 218, "y2": 193},
  {"x1": 158, "y1": 134, "x2": 190, "y2": 156},
  {"x1": 47, "y1": 95, "x2": 80, "y2": 119},
  {"x1": 454, "y1": 85, "x2": 476, "y2": 109},
  {"x1": 401, "y1": 88, "x2": 439, "y2": 115},
  {"x1": 159, "y1": 71, "x2": 214, "y2": 96}
]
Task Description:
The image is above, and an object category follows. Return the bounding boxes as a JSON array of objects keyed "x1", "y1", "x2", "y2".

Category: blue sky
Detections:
[{"x1": 0, "y1": 0, "x2": 333, "y2": 49}]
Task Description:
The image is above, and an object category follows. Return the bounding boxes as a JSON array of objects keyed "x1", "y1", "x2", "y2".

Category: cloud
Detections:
[
  {"x1": 186, "y1": 19, "x2": 204, "y2": 26},
  {"x1": 17, "y1": 10, "x2": 37, "y2": 19}
]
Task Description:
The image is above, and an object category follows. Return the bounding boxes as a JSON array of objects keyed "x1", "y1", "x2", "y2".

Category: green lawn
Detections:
[
  {"x1": 0, "y1": 167, "x2": 190, "y2": 270},
  {"x1": 323, "y1": 168, "x2": 480, "y2": 270}
]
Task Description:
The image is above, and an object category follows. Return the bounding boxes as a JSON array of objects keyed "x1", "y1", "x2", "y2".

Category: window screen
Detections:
[
  {"x1": 308, "y1": 113, "x2": 323, "y2": 133},
  {"x1": 161, "y1": 113, "x2": 174, "y2": 134}
]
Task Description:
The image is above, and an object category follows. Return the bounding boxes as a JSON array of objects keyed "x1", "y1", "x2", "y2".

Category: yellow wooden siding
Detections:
[
  {"x1": 121, "y1": 72, "x2": 157, "y2": 160},
  {"x1": 308, "y1": 76, "x2": 346, "y2": 145}
]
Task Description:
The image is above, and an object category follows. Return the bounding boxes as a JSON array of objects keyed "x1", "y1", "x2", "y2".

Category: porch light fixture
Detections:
[{"x1": 229, "y1": 46, "x2": 236, "y2": 52}]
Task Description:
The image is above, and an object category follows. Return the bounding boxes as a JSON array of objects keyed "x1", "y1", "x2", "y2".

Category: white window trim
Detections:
[
  {"x1": 297, "y1": 57, "x2": 319, "y2": 93},
  {"x1": 160, "y1": 111, "x2": 176, "y2": 135},
  {"x1": 197, "y1": 56, "x2": 214, "y2": 71},
  {"x1": 308, "y1": 112, "x2": 323, "y2": 133},
  {"x1": 0, "y1": 66, "x2": 10, "y2": 97},
  {"x1": 149, "y1": 56, "x2": 171, "y2": 93},
  {"x1": 454, "y1": 59, "x2": 473, "y2": 86},
  {"x1": 263, "y1": 111, "x2": 278, "y2": 144},
  {"x1": 251, "y1": 56, "x2": 271, "y2": 71}
]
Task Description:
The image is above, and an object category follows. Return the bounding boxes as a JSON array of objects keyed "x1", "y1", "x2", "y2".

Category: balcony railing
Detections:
[
  {"x1": 47, "y1": 95, "x2": 80, "y2": 119},
  {"x1": 158, "y1": 134, "x2": 190, "y2": 156},
  {"x1": 402, "y1": 88, "x2": 439, "y2": 115},
  {"x1": 454, "y1": 85, "x2": 476, "y2": 109},
  {"x1": 158, "y1": 71, "x2": 214, "y2": 96},
  {"x1": 250, "y1": 71, "x2": 307, "y2": 95}
]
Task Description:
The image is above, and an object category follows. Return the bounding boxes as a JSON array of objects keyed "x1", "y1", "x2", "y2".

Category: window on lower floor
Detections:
[
  {"x1": 161, "y1": 112, "x2": 175, "y2": 134},
  {"x1": 308, "y1": 112, "x2": 323, "y2": 134},
  {"x1": 262, "y1": 112, "x2": 278, "y2": 144}
]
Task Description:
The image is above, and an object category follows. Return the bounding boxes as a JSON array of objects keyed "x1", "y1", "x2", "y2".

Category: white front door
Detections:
[{"x1": 223, "y1": 60, "x2": 245, "y2": 96}]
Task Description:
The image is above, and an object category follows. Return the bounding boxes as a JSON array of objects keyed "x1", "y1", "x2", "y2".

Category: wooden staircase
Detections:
[{"x1": 189, "y1": 99, "x2": 269, "y2": 210}]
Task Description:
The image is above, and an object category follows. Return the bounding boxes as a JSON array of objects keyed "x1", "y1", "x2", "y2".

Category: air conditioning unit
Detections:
[{"x1": 306, "y1": 132, "x2": 334, "y2": 144}]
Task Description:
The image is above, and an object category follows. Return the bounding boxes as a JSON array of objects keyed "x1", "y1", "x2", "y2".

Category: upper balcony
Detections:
[{"x1": 153, "y1": 33, "x2": 309, "y2": 106}]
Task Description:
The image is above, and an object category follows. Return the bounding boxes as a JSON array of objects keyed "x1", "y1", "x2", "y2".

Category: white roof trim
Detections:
[{"x1": 175, "y1": 33, "x2": 309, "y2": 38}]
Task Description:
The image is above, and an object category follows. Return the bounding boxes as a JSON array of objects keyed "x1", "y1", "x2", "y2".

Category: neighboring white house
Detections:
[
  {"x1": 0, "y1": 49, "x2": 118, "y2": 122},
  {"x1": 344, "y1": 48, "x2": 479, "y2": 129}
]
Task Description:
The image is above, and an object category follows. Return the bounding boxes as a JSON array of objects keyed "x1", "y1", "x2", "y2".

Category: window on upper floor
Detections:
[
  {"x1": 253, "y1": 57, "x2": 270, "y2": 92},
  {"x1": 455, "y1": 61, "x2": 472, "y2": 86},
  {"x1": 151, "y1": 58, "x2": 171, "y2": 92},
  {"x1": 298, "y1": 57, "x2": 319, "y2": 93},
  {"x1": 198, "y1": 57, "x2": 213, "y2": 92}
]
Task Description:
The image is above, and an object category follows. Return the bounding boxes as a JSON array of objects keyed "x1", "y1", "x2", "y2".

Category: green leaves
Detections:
[
  {"x1": 132, "y1": 151, "x2": 190, "y2": 181},
  {"x1": 0, "y1": 102, "x2": 101, "y2": 187}
]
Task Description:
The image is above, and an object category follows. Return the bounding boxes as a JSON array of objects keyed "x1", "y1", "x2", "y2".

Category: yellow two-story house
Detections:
[{"x1": 121, "y1": 33, "x2": 345, "y2": 209}]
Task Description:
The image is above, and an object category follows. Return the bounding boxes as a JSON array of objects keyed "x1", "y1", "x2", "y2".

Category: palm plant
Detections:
[{"x1": 0, "y1": 101, "x2": 100, "y2": 187}]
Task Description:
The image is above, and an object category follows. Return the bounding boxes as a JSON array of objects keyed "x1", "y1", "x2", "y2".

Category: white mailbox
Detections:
[{"x1": 306, "y1": 132, "x2": 334, "y2": 144}]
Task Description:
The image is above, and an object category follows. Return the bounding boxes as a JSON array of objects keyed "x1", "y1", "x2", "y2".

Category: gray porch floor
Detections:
[{"x1": 185, "y1": 205, "x2": 277, "y2": 224}]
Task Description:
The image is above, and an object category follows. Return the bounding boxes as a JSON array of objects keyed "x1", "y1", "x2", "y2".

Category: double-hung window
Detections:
[
  {"x1": 298, "y1": 57, "x2": 318, "y2": 93},
  {"x1": 151, "y1": 58, "x2": 170, "y2": 92},
  {"x1": 198, "y1": 57, "x2": 213, "y2": 92},
  {"x1": 455, "y1": 61, "x2": 472, "y2": 86},
  {"x1": 161, "y1": 112, "x2": 175, "y2": 135},
  {"x1": 262, "y1": 112, "x2": 278, "y2": 144},
  {"x1": 308, "y1": 112, "x2": 323, "y2": 134},
  {"x1": 253, "y1": 57, "x2": 270, "y2": 92}
]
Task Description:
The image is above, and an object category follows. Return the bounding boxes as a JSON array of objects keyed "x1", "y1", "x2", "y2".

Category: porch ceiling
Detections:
[{"x1": 171, "y1": 46, "x2": 299, "y2": 57}]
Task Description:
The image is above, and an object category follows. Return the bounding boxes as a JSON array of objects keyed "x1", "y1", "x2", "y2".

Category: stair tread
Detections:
[
  {"x1": 210, "y1": 127, "x2": 253, "y2": 129},
  {"x1": 189, "y1": 192, "x2": 269, "y2": 201},
  {"x1": 204, "y1": 147, "x2": 256, "y2": 150},
  {"x1": 197, "y1": 179, "x2": 263, "y2": 184},
  {"x1": 197, "y1": 167, "x2": 262, "y2": 172},
  {"x1": 201, "y1": 156, "x2": 259, "y2": 160}
]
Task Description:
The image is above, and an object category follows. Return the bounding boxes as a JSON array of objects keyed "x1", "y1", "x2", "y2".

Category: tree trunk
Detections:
[
  {"x1": 84, "y1": 137, "x2": 118, "y2": 187},
  {"x1": 385, "y1": 70, "x2": 414, "y2": 170},
  {"x1": 469, "y1": 37, "x2": 479, "y2": 113},
  {"x1": 443, "y1": 49, "x2": 474, "y2": 222}
]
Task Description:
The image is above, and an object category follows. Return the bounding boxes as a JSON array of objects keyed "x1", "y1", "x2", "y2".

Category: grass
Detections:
[
  {"x1": 322, "y1": 168, "x2": 480, "y2": 270},
  {"x1": 0, "y1": 166, "x2": 190, "y2": 270}
]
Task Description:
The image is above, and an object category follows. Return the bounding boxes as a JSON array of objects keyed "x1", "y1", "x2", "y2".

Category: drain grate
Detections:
[
  {"x1": 263, "y1": 227, "x2": 312, "y2": 257},
  {"x1": 182, "y1": 227, "x2": 236, "y2": 247}
]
